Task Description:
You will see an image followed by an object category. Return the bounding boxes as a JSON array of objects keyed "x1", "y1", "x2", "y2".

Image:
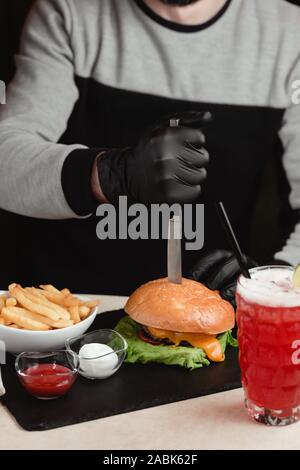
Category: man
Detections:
[{"x1": 0, "y1": 0, "x2": 299, "y2": 296}]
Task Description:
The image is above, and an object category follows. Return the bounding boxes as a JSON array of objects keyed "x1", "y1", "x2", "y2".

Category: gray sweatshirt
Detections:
[{"x1": 0, "y1": 0, "x2": 300, "y2": 290}]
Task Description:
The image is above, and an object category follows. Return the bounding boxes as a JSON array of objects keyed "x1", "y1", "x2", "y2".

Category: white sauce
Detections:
[{"x1": 79, "y1": 343, "x2": 118, "y2": 379}]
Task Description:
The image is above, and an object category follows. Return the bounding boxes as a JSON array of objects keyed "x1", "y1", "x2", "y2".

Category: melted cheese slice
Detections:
[{"x1": 147, "y1": 326, "x2": 224, "y2": 362}]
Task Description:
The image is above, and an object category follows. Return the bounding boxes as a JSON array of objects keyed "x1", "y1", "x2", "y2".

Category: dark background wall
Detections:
[
  {"x1": 0, "y1": 0, "x2": 300, "y2": 288},
  {"x1": 0, "y1": 1, "x2": 35, "y2": 82}
]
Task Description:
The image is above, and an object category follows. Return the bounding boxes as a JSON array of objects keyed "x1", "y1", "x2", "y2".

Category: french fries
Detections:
[
  {"x1": 40, "y1": 284, "x2": 61, "y2": 294},
  {"x1": 0, "y1": 284, "x2": 99, "y2": 332},
  {"x1": 0, "y1": 295, "x2": 6, "y2": 311},
  {"x1": 69, "y1": 305, "x2": 81, "y2": 324},
  {"x1": 32, "y1": 288, "x2": 83, "y2": 308},
  {"x1": 79, "y1": 305, "x2": 91, "y2": 320},
  {"x1": 2, "y1": 307, "x2": 51, "y2": 331},
  {"x1": 6, "y1": 297, "x2": 17, "y2": 308}
]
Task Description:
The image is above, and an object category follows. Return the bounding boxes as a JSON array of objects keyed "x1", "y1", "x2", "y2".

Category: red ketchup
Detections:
[{"x1": 19, "y1": 364, "x2": 77, "y2": 399}]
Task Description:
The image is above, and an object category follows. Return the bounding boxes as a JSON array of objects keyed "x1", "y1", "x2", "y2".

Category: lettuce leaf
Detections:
[
  {"x1": 218, "y1": 330, "x2": 238, "y2": 352},
  {"x1": 115, "y1": 316, "x2": 237, "y2": 371}
]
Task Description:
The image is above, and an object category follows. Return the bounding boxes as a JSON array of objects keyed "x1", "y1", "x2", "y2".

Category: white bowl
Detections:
[{"x1": 0, "y1": 291, "x2": 97, "y2": 354}]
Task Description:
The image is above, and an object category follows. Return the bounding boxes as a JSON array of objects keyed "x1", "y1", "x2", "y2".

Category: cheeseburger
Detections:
[{"x1": 116, "y1": 277, "x2": 236, "y2": 370}]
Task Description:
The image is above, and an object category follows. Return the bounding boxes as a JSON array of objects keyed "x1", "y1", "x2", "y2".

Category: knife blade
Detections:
[{"x1": 168, "y1": 216, "x2": 182, "y2": 285}]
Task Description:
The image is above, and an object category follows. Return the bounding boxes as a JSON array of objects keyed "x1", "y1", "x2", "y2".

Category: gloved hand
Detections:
[
  {"x1": 186, "y1": 249, "x2": 258, "y2": 307},
  {"x1": 97, "y1": 111, "x2": 210, "y2": 204}
]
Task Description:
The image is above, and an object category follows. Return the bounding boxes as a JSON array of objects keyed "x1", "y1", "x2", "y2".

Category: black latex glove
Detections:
[
  {"x1": 186, "y1": 249, "x2": 258, "y2": 307},
  {"x1": 97, "y1": 111, "x2": 210, "y2": 204}
]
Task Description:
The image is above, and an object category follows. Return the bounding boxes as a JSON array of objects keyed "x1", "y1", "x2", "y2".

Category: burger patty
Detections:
[
  {"x1": 138, "y1": 325, "x2": 173, "y2": 346},
  {"x1": 136, "y1": 323, "x2": 226, "y2": 362}
]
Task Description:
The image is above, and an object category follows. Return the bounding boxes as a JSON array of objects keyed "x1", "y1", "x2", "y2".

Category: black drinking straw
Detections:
[{"x1": 215, "y1": 202, "x2": 251, "y2": 279}]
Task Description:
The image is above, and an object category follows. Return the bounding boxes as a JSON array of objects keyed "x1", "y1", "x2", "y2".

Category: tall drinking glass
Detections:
[{"x1": 236, "y1": 266, "x2": 300, "y2": 425}]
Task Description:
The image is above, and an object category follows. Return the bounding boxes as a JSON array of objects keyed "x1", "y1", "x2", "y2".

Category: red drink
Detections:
[{"x1": 236, "y1": 266, "x2": 300, "y2": 425}]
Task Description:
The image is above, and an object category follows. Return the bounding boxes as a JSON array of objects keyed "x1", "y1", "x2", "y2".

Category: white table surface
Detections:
[{"x1": 1, "y1": 295, "x2": 300, "y2": 450}]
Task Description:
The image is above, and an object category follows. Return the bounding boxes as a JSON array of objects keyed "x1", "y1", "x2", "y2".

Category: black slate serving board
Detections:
[{"x1": 0, "y1": 310, "x2": 241, "y2": 431}]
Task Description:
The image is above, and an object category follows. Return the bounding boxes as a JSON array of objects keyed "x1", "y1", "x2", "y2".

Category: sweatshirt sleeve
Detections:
[
  {"x1": 0, "y1": 0, "x2": 99, "y2": 219},
  {"x1": 274, "y1": 53, "x2": 300, "y2": 266}
]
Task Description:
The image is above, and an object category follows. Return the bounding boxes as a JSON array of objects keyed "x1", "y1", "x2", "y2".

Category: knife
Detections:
[{"x1": 168, "y1": 216, "x2": 182, "y2": 285}]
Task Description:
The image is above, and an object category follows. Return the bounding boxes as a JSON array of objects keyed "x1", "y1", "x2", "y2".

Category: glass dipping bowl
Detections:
[
  {"x1": 15, "y1": 350, "x2": 79, "y2": 400},
  {"x1": 66, "y1": 329, "x2": 127, "y2": 380}
]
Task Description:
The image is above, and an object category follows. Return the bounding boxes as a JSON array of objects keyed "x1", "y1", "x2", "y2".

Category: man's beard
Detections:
[{"x1": 159, "y1": 0, "x2": 200, "y2": 6}]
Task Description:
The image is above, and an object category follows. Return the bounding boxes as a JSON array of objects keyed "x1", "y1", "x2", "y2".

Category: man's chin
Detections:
[{"x1": 159, "y1": 0, "x2": 200, "y2": 6}]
